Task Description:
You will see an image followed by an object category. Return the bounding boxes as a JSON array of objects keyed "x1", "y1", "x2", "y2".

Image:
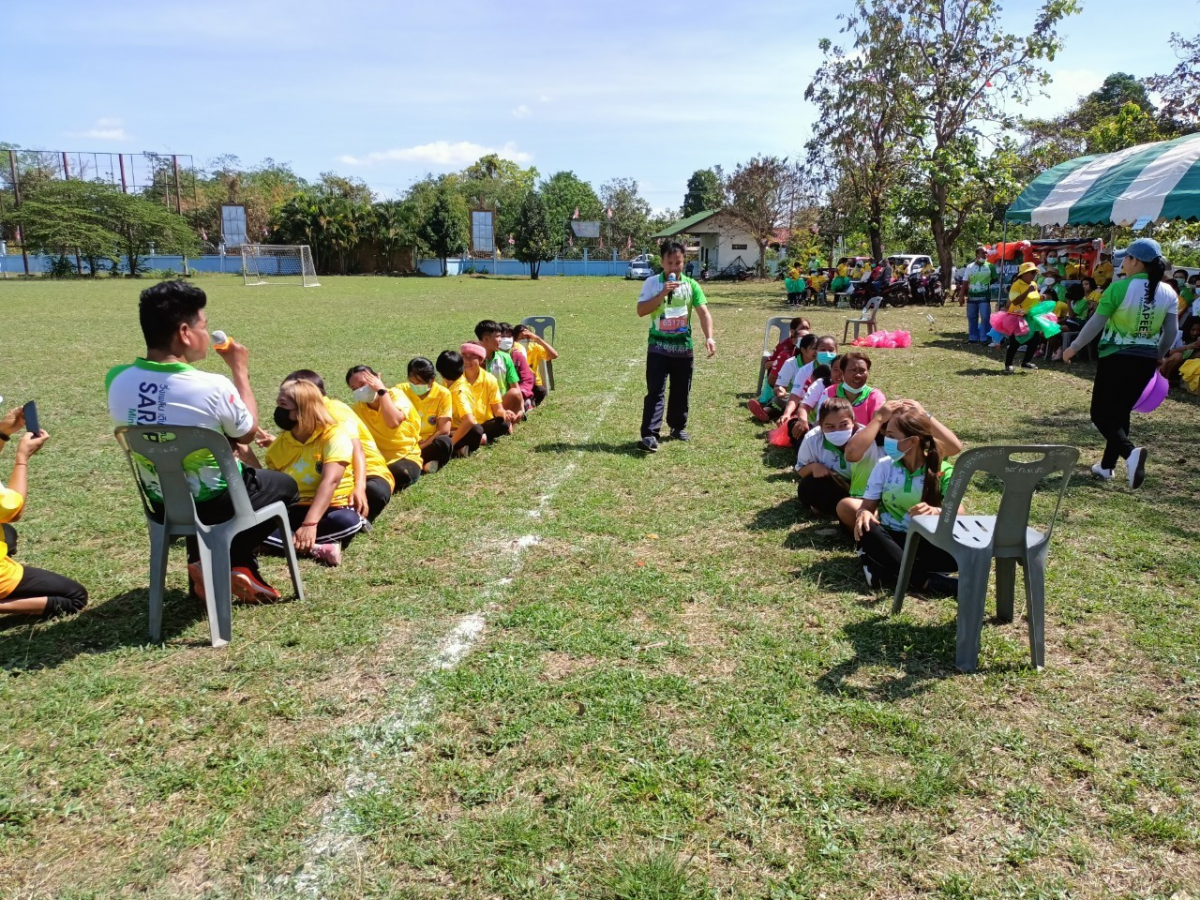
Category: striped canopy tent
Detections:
[{"x1": 1007, "y1": 132, "x2": 1200, "y2": 227}]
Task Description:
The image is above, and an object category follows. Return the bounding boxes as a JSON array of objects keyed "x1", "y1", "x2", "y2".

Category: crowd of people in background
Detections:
[{"x1": 0, "y1": 281, "x2": 560, "y2": 620}]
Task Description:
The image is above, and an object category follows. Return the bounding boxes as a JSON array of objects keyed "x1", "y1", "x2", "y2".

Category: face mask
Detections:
[
  {"x1": 409, "y1": 382, "x2": 430, "y2": 397},
  {"x1": 817, "y1": 351, "x2": 837, "y2": 366},
  {"x1": 883, "y1": 436, "x2": 908, "y2": 462},
  {"x1": 273, "y1": 406, "x2": 296, "y2": 432},
  {"x1": 352, "y1": 384, "x2": 377, "y2": 404},
  {"x1": 499, "y1": 338, "x2": 514, "y2": 351},
  {"x1": 824, "y1": 427, "x2": 853, "y2": 447},
  {"x1": 1048, "y1": 257, "x2": 1058, "y2": 264}
]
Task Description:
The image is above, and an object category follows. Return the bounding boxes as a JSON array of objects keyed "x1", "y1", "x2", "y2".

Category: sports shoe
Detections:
[
  {"x1": 231, "y1": 567, "x2": 282, "y2": 604},
  {"x1": 748, "y1": 399, "x2": 770, "y2": 422},
  {"x1": 1127, "y1": 447, "x2": 1147, "y2": 489},
  {"x1": 1090, "y1": 462, "x2": 1113, "y2": 481},
  {"x1": 862, "y1": 565, "x2": 882, "y2": 591},
  {"x1": 424, "y1": 460, "x2": 440, "y2": 475},
  {"x1": 925, "y1": 573, "x2": 959, "y2": 597},
  {"x1": 310, "y1": 542, "x2": 343, "y2": 567},
  {"x1": 1003, "y1": 365, "x2": 1015, "y2": 375},
  {"x1": 1022, "y1": 362, "x2": 1038, "y2": 370},
  {"x1": 187, "y1": 561, "x2": 206, "y2": 601},
  {"x1": 637, "y1": 436, "x2": 659, "y2": 453},
  {"x1": 669, "y1": 429, "x2": 691, "y2": 442}
]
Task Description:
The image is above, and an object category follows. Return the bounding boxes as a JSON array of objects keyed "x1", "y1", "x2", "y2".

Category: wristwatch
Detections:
[
  {"x1": 376, "y1": 388, "x2": 387, "y2": 397},
  {"x1": 0, "y1": 431, "x2": 8, "y2": 442}
]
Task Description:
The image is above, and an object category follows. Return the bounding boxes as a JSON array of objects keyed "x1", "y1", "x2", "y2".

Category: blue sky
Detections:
[{"x1": 7, "y1": 0, "x2": 1197, "y2": 212}]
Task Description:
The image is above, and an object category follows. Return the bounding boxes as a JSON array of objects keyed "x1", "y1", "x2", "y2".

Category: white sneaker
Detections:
[
  {"x1": 1127, "y1": 447, "x2": 1147, "y2": 489},
  {"x1": 1091, "y1": 462, "x2": 1113, "y2": 481}
]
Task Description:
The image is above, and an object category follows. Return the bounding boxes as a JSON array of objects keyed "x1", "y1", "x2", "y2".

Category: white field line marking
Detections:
[{"x1": 269, "y1": 359, "x2": 640, "y2": 899}]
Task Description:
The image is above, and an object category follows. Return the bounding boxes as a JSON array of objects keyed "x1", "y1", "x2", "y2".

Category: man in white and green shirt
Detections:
[
  {"x1": 959, "y1": 246, "x2": 997, "y2": 343},
  {"x1": 635, "y1": 241, "x2": 715, "y2": 452}
]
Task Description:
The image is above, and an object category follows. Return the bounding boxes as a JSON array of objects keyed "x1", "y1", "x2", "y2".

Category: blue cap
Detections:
[{"x1": 1125, "y1": 238, "x2": 1163, "y2": 262}]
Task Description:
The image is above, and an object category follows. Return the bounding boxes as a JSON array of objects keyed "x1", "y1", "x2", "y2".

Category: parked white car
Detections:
[{"x1": 626, "y1": 256, "x2": 655, "y2": 280}]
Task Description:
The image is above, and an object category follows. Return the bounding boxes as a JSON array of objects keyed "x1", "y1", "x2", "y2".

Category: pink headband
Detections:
[{"x1": 460, "y1": 342, "x2": 486, "y2": 361}]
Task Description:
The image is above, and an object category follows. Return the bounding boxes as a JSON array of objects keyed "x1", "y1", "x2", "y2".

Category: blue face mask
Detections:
[
  {"x1": 817, "y1": 351, "x2": 837, "y2": 366},
  {"x1": 883, "y1": 436, "x2": 907, "y2": 462}
]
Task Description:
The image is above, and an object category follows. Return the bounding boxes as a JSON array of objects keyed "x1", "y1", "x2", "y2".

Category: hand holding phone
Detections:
[{"x1": 23, "y1": 401, "x2": 40, "y2": 436}]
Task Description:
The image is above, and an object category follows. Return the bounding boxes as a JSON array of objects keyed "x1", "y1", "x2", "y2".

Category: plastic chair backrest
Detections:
[
  {"x1": 763, "y1": 316, "x2": 790, "y2": 354},
  {"x1": 935, "y1": 444, "x2": 1079, "y2": 553},
  {"x1": 863, "y1": 296, "x2": 883, "y2": 319},
  {"x1": 115, "y1": 426, "x2": 254, "y2": 530},
  {"x1": 521, "y1": 316, "x2": 556, "y2": 344}
]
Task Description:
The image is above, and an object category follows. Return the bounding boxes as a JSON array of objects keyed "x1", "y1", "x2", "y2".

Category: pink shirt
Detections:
[{"x1": 824, "y1": 383, "x2": 885, "y2": 426}]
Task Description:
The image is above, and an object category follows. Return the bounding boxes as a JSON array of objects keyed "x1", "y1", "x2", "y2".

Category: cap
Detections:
[
  {"x1": 1125, "y1": 238, "x2": 1163, "y2": 263},
  {"x1": 459, "y1": 342, "x2": 486, "y2": 361}
]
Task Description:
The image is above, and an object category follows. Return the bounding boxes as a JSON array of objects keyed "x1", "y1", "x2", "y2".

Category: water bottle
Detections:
[{"x1": 210, "y1": 330, "x2": 232, "y2": 351}]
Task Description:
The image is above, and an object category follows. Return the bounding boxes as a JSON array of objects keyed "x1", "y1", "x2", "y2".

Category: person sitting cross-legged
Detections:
[
  {"x1": 400, "y1": 357, "x2": 455, "y2": 474},
  {"x1": 346, "y1": 365, "x2": 424, "y2": 493},
  {"x1": 439, "y1": 346, "x2": 512, "y2": 457}
]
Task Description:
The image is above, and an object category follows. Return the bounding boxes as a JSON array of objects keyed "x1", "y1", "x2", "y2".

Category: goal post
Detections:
[{"x1": 241, "y1": 244, "x2": 319, "y2": 287}]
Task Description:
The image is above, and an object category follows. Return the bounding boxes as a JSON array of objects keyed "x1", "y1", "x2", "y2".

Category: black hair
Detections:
[
  {"x1": 816, "y1": 334, "x2": 838, "y2": 350},
  {"x1": 436, "y1": 350, "x2": 464, "y2": 382},
  {"x1": 1065, "y1": 283, "x2": 1085, "y2": 303},
  {"x1": 789, "y1": 316, "x2": 804, "y2": 331},
  {"x1": 474, "y1": 319, "x2": 501, "y2": 339},
  {"x1": 285, "y1": 369, "x2": 326, "y2": 395},
  {"x1": 497, "y1": 322, "x2": 514, "y2": 336},
  {"x1": 793, "y1": 332, "x2": 818, "y2": 356},
  {"x1": 810, "y1": 364, "x2": 832, "y2": 384},
  {"x1": 659, "y1": 240, "x2": 686, "y2": 257},
  {"x1": 407, "y1": 356, "x2": 436, "y2": 383},
  {"x1": 513, "y1": 323, "x2": 530, "y2": 339},
  {"x1": 139, "y1": 280, "x2": 207, "y2": 352},
  {"x1": 1143, "y1": 255, "x2": 1169, "y2": 316},
  {"x1": 345, "y1": 364, "x2": 378, "y2": 385}
]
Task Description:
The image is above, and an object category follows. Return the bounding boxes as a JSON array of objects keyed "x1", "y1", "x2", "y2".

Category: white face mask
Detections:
[
  {"x1": 498, "y1": 337, "x2": 514, "y2": 351},
  {"x1": 352, "y1": 384, "x2": 376, "y2": 403},
  {"x1": 824, "y1": 427, "x2": 854, "y2": 447}
]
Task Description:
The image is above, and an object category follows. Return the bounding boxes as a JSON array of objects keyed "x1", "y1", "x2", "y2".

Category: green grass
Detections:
[{"x1": 1, "y1": 274, "x2": 1199, "y2": 898}]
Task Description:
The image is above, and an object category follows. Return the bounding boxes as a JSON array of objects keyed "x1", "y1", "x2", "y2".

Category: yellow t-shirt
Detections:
[
  {"x1": 352, "y1": 388, "x2": 422, "y2": 466},
  {"x1": 324, "y1": 397, "x2": 394, "y2": 491},
  {"x1": 400, "y1": 382, "x2": 452, "y2": 441},
  {"x1": 809, "y1": 274, "x2": 828, "y2": 290},
  {"x1": 836, "y1": 263, "x2": 848, "y2": 278},
  {"x1": 463, "y1": 369, "x2": 502, "y2": 424},
  {"x1": 0, "y1": 482, "x2": 26, "y2": 598},
  {"x1": 265, "y1": 422, "x2": 355, "y2": 506},
  {"x1": 1093, "y1": 262, "x2": 1113, "y2": 287},
  {"x1": 1052, "y1": 300, "x2": 1071, "y2": 322},
  {"x1": 1008, "y1": 280, "x2": 1040, "y2": 314},
  {"x1": 525, "y1": 343, "x2": 549, "y2": 387}
]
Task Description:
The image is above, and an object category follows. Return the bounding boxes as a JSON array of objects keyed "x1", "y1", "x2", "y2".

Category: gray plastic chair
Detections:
[
  {"x1": 115, "y1": 426, "x2": 305, "y2": 647},
  {"x1": 756, "y1": 316, "x2": 792, "y2": 395},
  {"x1": 521, "y1": 316, "x2": 557, "y2": 390},
  {"x1": 891, "y1": 444, "x2": 1078, "y2": 673},
  {"x1": 843, "y1": 296, "x2": 883, "y2": 343}
]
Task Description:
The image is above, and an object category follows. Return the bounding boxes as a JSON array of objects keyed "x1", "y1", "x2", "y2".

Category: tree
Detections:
[
  {"x1": 420, "y1": 186, "x2": 469, "y2": 276},
  {"x1": 1148, "y1": 32, "x2": 1200, "y2": 128},
  {"x1": 456, "y1": 154, "x2": 538, "y2": 242},
  {"x1": 682, "y1": 168, "x2": 722, "y2": 217},
  {"x1": 600, "y1": 178, "x2": 653, "y2": 252},
  {"x1": 107, "y1": 190, "x2": 200, "y2": 275},
  {"x1": 512, "y1": 190, "x2": 555, "y2": 279},
  {"x1": 539, "y1": 171, "x2": 603, "y2": 252},
  {"x1": 721, "y1": 156, "x2": 799, "y2": 277}
]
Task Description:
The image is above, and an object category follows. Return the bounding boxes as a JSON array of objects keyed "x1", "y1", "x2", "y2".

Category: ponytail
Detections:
[
  {"x1": 1144, "y1": 255, "x2": 1168, "y2": 311},
  {"x1": 891, "y1": 408, "x2": 944, "y2": 506}
]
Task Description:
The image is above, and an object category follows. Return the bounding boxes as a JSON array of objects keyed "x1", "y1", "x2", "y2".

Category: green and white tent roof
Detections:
[{"x1": 1007, "y1": 132, "x2": 1200, "y2": 227}]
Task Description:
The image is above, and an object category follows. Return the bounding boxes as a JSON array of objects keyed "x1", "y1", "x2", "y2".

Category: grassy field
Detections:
[{"x1": 1, "y1": 274, "x2": 1198, "y2": 900}]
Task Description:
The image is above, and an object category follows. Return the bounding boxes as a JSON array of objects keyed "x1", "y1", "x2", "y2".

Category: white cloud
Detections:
[
  {"x1": 538, "y1": 94, "x2": 552, "y2": 103},
  {"x1": 512, "y1": 104, "x2": 531, "y2": 119},
  {"x1": 339, "y1": 140, "x2": 532, "y2": 167},
  {"x1": 68, "y1": 117, "x2": 131, "y2": 141}
]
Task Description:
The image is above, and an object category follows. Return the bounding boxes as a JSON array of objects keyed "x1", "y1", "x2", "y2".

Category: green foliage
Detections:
[
  {"x1": 682, "y1": 168, "x2": 722, "y2": 217},
  {"x1": 512, "y1": 190, "x2": 555, "y2": 279},
  {"x1": 454, "y1": 154, "x2": 538, "y2": 241},
  {"x1": 1147, "y1": 31, "x2": 1200, "y2": 128},
  {"x1": 722, "y1": 156, "x2": 799, "y2": 277},
  {"x1": 539, "y1": 170, "x2": 603, "y2": 247},
  {"x1": 271, "y1": 191, "x2": 373, "y2": 275},
  {"x1": 600, "y1": 177, "x2": 653, "y2": 252},
  {"x1": 420, "y1": 186, "x2": 469, "y2": 276}
]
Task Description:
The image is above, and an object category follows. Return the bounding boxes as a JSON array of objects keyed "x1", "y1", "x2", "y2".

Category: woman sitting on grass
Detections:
[
  {"x1": 0, "y1": 408, "x2": 88, "y2": 619},
  {"x1": 794, "y1": 396, "x2": 882, "y2": 518},
  {"x1": 836, "y1": 400, "x2": 964, "y2": 595},
  {"x1": 822, "y1": 351, "x2": 885, "y2": 427},
  {"x1": 347, "y1": 365, "x2": 424, "y2": 493},
  {"x1": 258, "y1": 379, "x2": 364, "y2": 567}
]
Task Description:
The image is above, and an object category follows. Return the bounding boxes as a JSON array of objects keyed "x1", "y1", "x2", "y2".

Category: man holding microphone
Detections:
[{"x1": 636, "y1": 241, "x2": 715, "y2": 453}]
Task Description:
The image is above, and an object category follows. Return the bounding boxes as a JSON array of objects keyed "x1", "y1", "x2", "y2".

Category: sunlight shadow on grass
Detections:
[
  {"x1": 816, "y1": 614, "x2": 960, "y2": 700},
  {"x1": 532, "y1": 440, "x2": 644, "y2": 458}
]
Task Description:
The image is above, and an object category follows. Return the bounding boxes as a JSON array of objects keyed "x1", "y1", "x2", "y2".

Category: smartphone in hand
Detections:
[{"x1": 23, "y1": 401, "x2": 39, "y2": 435}]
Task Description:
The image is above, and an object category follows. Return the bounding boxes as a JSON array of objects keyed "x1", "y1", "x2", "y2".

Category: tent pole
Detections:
[{"x1": 1000, "y1": 215, "x2": 1009, "y2": 293}]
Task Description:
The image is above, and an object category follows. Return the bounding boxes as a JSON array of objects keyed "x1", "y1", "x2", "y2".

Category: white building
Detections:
[{"x1": 651, "y1": 210, "x2": 761, "y2": 274}]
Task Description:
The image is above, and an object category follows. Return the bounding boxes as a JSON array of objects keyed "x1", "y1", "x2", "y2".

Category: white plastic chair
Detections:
[
  {"x1": 843, "y1": 296, "x2": 882, "y2": 343},
  {"x1": 115, "y1": 426, "x2": 305, "y2": 647},
  {"x1": 892, "y1": 445, "x2": 1078, "y2": 672},
  {"x1": 756, "y1": 316, "x2": 792, "y2": 395},
  {"x1": 521, "y1": 316, "x2": 557, "y2": 390}
]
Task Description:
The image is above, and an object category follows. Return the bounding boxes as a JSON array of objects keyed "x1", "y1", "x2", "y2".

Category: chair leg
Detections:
[
  {"x1": 279, "y1": 513, "x2": 306, "y2": 602},
  {"x1": 147, "y1": 523, "x2": 170, "y2": 642},
  {"x1": 890, "y1": 532, "x2": 922, "y2": 614},
  {"x1": 756, "y1": 358, "x2": 768, "y2": 396},
  {"x1": 197, "y1": 539, "x2": 233, "y2": 648},
  {"x1": 547, "y1": 360, "x2": 555, "y2": 391},
  {"x1": 994, "y1": 558, "x2": 1017, "y2": 623},
  {"x1": 843, "y1": 321, "x2": 850, "y2": 343},
  {"x1": 1024, "y1": 550, "x2": 1048, "y2": 671},
  {"x1": 954, "y1": 554, "x2": 992, "y2": 673}
]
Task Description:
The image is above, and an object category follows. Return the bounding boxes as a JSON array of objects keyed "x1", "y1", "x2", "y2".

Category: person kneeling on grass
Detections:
[
  {"x1": 0, "y1": 410, "x2": 88, "y2": 619},
  {"x1": 475, "y1": 320, "x2": 525, "y2": 420},
  {"x1": 401, "y1": 357, "x2": 454, "y2": 474},
  {"x1": 347, "y1": 365, "x2": 424, "y2": 493},
  {"x1": 836, "y1": 401, "x2": 964, "y2": 595},
  {"x1": 255, "y1": 379, "x2": 365, "y2": 568},
  {"x1": 439, "y1": 346, "x2": 512, "y2": 457},
  {"x1": 258, "y1": 370, "x2": 395, "y2": 524},
  {"x1": 513, "y1": 324, "x2": 558, "y2": 407}
]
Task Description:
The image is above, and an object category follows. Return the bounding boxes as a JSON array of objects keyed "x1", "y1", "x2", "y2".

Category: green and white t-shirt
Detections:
[
  {"x1": 107, "y1": 359, "x2": 253, "y2": 503},
  {"x1": 1095, "y1": 273, "x2": 1176, "y2": 359},
  {"x1": 639, "y1": 274, "x2": 707, "y2": 355},
  {"x1": 962, "y1": 261, "x2": 997, "y2": 299},
  {"x1": 795, "y1": 427, "x2": 882, "y2": 498},
  {"x1": 863, "y1": 456, "x2": 954, "y2": 532}
]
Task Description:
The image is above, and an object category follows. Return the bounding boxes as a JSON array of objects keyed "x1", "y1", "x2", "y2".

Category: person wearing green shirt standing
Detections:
[
  {"x1": 636, "y1": 240, "x2": 715, "y2": 453},
  {"x1": 959, "y1": 246, "x2": 997, "y2": 344},
  {"x1": 1064, "y1": 238, "x2": 1179, "y2": 489}
]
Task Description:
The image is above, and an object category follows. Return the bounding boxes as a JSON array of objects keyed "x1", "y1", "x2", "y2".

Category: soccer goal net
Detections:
[{"x1": 241, "y1": 244, "x2": 319, "y2": 287}]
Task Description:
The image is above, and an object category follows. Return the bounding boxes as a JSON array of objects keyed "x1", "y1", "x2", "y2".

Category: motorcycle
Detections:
[
  {"x1": 849, "y1": 277, "x2": 910, "y2": 309},
  {"x1": 909, "y1": 271, "x2": 946, "y2": 306}
]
